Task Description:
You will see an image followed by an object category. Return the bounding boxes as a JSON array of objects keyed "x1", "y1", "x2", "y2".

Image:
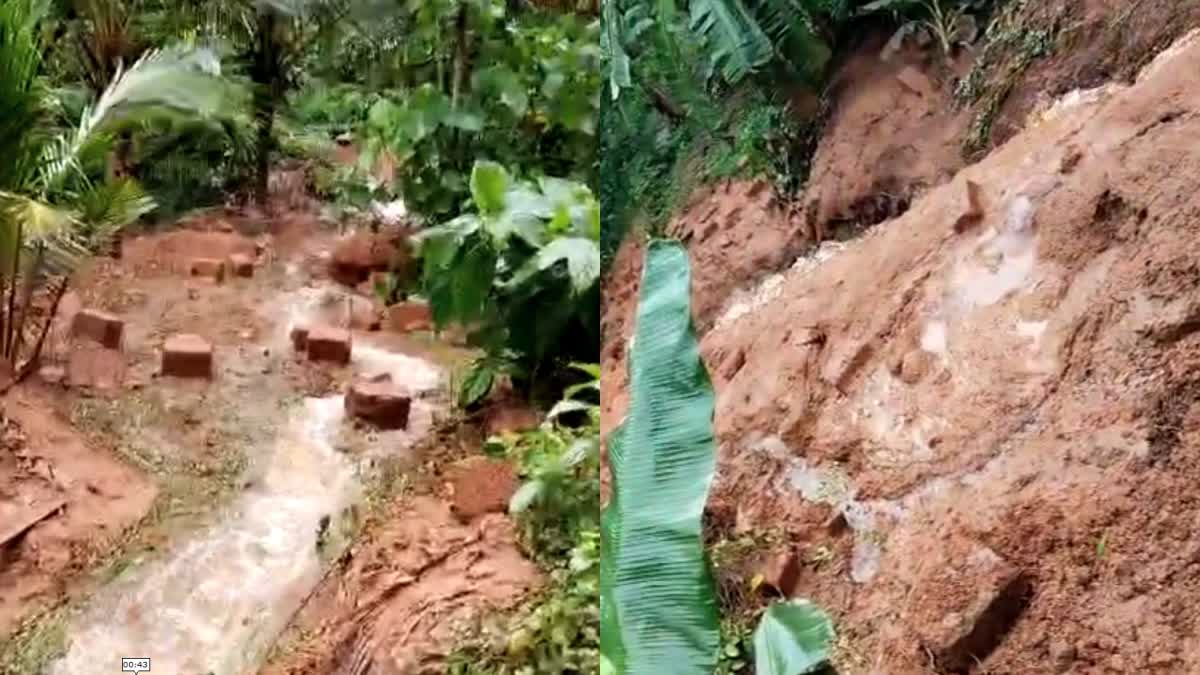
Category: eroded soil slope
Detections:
[{"x1": 604, "y1": 28, "x2": 1200, "y2": 675}]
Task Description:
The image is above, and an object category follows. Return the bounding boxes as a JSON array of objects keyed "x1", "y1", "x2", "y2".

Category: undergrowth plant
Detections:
[
  {"x1": 357, "y1": 4, "x2": 599, "y2": 219},
  {"x1": 417, "y1": 160, "x2": 600, "y2": 406},
  {"x1": 446, "y1": 366, "x2": 600, "y2": 674}
]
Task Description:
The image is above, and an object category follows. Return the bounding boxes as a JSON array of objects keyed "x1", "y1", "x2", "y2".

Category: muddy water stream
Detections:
[{"x1": 50, "y1": 284, "x2": 443, "y2": 675}]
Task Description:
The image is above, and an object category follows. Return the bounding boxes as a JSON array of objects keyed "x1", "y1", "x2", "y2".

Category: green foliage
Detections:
[
  {"x1": 0, "y1": 0, "x2": 235, "y2": 385},
  {"x1": 753, "y1": 601, "x2": 835, "y2": 675},
  {"x1": 419, "y1": 161, "x2": 599, "y2": 404},
  {"x1": 358, "y1": 3, "x2": 599, "y2": 219},
  {"x1": 858, "y1": 0, "x2": 989, "y2": 57},
  {"x1": 601, "y1": 242, "x2": 838, "y2": 675},
  {"x1": 446, "y1": 373, "x2": 600, "y2": 675},
  {"x1": 687, "y1": 0, "x2": 831, "y2": 85},
  {"x1": 600, "y1": 240, "x2": 722, "y2": 672}
]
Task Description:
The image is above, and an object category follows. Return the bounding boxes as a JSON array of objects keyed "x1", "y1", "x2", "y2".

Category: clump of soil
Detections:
[
  {"x1": 262, "y1": 496, "x2": 540, "y2": 675},
  {"x1": 0, "y1": 388, "x2": 157, "y2": 637}
]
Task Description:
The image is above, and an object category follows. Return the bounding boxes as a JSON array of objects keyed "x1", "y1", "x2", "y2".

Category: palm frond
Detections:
[
  {"x1": 39, "y1": 44, "x2": 230, "y2": 193},
  {"x1": 0, "y1": 0, "x2": 48, "y2": 192},
  {"x1": 71, "y1": 178, "x2": 156, "y2": 242}
]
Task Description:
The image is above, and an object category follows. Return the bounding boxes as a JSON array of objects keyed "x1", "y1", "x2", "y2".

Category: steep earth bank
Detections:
[{"x1": 603, "y1": 24, "x2": 1200, "y2": 675}]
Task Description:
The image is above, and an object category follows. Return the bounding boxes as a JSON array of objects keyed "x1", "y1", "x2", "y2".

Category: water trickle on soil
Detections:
[{"x1": 50, "y1": 279, "x2": 444, "y2": 675}]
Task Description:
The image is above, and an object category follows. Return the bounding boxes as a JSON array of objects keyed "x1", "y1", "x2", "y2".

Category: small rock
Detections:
[
  {"x1": 187, "y1": 286, "x2": 201, "y2": 300},
  {"x1": 306, "y1": 325, "x2": 352, "y2": 364},
  {"x1": 386, "y1": 301, "x2": 433, "y2": 333},
  {"x1": 898, "y1": 350, "x2": 930, "y2": 385},
  {"x1": 228, "y1": 253, "x2": 254, "y2": 278},
  {"x1": 190, "y1": 258, "x2": 226, "y2": 283},
  {"x1": 162, "y1": 334, "x2": 214, "y2": 378},
  {"x1": 484, "y1": 403, "x2": 541, "y2": 436},
  {"x1": 345, "y1": 374, "x2": 412, "y2": 429},
  {"x1": 348, "y1": 299, "x2": 382, "y2": 332},
  {"x1": 951, "y1": 178, "x2": 984, "y2": 233},
  {"x1": 290, "y1": 326, "x2": 309, "y2": 352},
  {"x1": 329, "y1": 232, "x2": 398, "y2": 286},
  {"x1": 905, "y1": 538, "x2": 1031, "y2": 674},
  {"x1": 71, "y1": 309, "x2": 124, "y2": 350},
  {"x1": 759, "y1": 549, "x2": 801, "y2": 596},
  {"x1": 1049, "y1": 639, "x2": 1076, "y2": 672},
  {"x1": 446, "y1": 456, "x2": 518, "y2": 521},
  {"x1": 217, "y1": 220, "x2": 235, "y2": 233}
]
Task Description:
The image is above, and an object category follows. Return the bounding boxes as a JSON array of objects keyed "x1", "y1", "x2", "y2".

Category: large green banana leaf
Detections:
[
  {"x1": 754, "y1": 600, "x2": 835, "y2": 675},
  {"x1": 600, "y1": 239, "x2": 722, "y2": 672}
]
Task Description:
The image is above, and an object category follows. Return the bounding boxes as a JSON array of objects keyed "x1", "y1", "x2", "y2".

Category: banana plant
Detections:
[
  {"x1": 0, "y1": 0, "x2": 231, "y2": 386},
  {"x1": 602, "y1": 240, "x2": 835, "y2": 675}
]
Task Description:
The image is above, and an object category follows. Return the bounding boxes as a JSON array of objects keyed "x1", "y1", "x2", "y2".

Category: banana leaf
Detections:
[
  {"x1": 754, "y1": 600, "x2": 836, "y2": 675},
  {"x1": 599, "y1": 239, "x2": 722, "y2": 672}
]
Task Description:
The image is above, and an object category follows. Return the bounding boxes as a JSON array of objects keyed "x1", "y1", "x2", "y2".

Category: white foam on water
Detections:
[
  {"x1": 52, "y1": 280, "x2": 445, "y2": 674},
  {"x1": 51, "y1": 395, "x2": 356, "y2": 675},
  {"x1": 353, "y1": 343, "x2": 441, "y2": 394}
]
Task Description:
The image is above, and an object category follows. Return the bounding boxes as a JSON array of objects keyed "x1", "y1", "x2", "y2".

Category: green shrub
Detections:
[{"x1": 418, "y1": 160, "x2": 599, "y2": 406}]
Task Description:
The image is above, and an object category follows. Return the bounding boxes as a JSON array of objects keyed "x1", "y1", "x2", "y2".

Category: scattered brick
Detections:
[
  {"x1": 71, "y1": 309, "x2": 124, "y2": 350},
  {"x1": 306, "y1": 325, "x2": 351, "y2": 364},
  {"x1": 162, "y1": 334, "x2": 213, "y2": 378}
]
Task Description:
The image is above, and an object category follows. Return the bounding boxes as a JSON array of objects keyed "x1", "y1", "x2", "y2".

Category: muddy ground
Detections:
[
  {"x1": 0, "y1": 190, "x2": 539, "y2": 674},
  {"x1": 603, "y1": 5, "x2": 1200, "y2": 675}
]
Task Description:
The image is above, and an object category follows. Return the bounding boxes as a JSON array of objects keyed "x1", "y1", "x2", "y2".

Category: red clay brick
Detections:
[
  {"x1": 306, "y1": 325, "x2": 351, "y2": 364},
  {"x1": 162, "y1": 334, "x2": 213, "y2": 378},
  {"x1": 345, "y1": 374, "x2": 411, "y2": 429},
  {"x1": 228, "y1": 253, "x2": 254, "y2": 278},
  {"x1": 189, "y1": 258, "x2": 226, "y2": 283},
  {"x1": 71, "y1": 309, "x2": 124, "y2": 350},
  {"x1": 386, "y1": 301, "x2": 433, "y2": 333}
]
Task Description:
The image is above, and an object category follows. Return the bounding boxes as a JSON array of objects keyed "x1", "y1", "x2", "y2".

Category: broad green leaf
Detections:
[
  {"x1": 450, "y1": 236, "x2": 499, "y2": 322},
  {"x1": 563, "y1": 381, "x2": 599, "y2": 401},
  {"x1": 600, "y1": 240, "x2": 721, "y2": 673},
  {"x1": 458, "y1": 359, "x2": 496, "y2": 407},
  {"x1": 507, "y1": 237, "x2": 600, "y2": 296},
  {"x1": 445, "y1": 109, "x2": 485, "y2": 131},
  {"x1": 493, "y1": 183, "x2": 555, "y2": 244},
  {"x1": 689, "y1": 0, "x2": 773, "y2": 84},
  {"x1": 416, "y1": 214, "x2": 481, "y2": 269},
  {"x1": 601, "y1": 0, "x2": 633, "y2": 99},
  {"x1": 753, "y1": 600, "x2": 836, "y2": 675},
  {"x1": 470, "y1": 161, "x2": 510, "y2": 216}
]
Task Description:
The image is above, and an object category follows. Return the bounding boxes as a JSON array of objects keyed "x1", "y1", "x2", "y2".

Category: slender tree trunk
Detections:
[
  {"x1": 252, "y1": 9, "x2": 279, "y2": 207},
  {"x1": 5, "y1": 223, "x2": 22, "y2": 361},
  {"x1": 450, "y1": 4, "x2": 470, "y2": 110}
]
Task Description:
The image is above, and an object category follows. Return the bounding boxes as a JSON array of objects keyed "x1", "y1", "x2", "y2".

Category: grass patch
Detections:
[
  {"x1": 0, "y1": 390, "x2": 262, "y2": 674},
  {"x1": 0, "y1": 606, "x2": 68, "y2": 675},
  {"x1": 955, "y1": 0, "x2": 1061, "y2": 158}
]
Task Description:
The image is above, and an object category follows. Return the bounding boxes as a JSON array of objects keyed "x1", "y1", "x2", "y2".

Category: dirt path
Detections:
[{"x1": 0, "y1": 205, "x2": 513, "y2": 674}]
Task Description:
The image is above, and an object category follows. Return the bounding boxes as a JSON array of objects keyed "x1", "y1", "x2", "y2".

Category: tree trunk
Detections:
[
  {"x1": 450, "y1": 4, "x2": 470, "y2": 109},
  {"x1": 252, "y1": 9, "x2": 280, "y2": 207}
]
